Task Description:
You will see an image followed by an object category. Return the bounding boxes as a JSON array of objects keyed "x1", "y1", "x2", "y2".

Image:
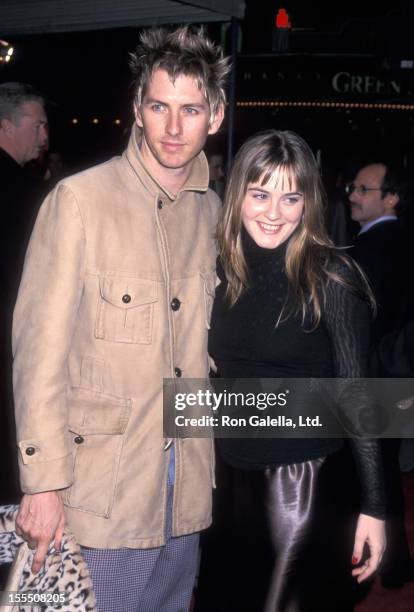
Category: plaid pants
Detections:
[{"x1": 81, "y1": 486, "x2": 199, "y2": 612}]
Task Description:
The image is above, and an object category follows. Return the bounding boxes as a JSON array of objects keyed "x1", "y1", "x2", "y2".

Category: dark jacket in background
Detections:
[
  {"x1": 0, "y1": 147, "x2": 45, "y2": 504},
  {"x1": 350, "y1": 219, "x2": 408, "y2": 343},
  {"x1": 351, "y1": 217, "x2": 414, "y2": 586}
]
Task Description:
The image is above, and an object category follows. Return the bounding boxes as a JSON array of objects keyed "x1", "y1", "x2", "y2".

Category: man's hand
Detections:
[{"x1": 15, "y1": 491, "x2": 66, "y2": 574}]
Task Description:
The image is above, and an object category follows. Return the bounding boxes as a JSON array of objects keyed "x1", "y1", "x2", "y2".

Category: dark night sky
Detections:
[
  {"x1": 0, "y1": 0, "x2": 412, "y2": 166},
  {"x1": 2, "y1": 0, "x2": 411, "y2": 107}
]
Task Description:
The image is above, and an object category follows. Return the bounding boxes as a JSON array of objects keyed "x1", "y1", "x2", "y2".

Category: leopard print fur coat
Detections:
[{"x1": 0, "y1": 505, "x2": 97, "y2": 611}]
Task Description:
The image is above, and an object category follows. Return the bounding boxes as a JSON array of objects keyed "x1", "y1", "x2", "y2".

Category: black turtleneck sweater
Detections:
[{"x1": 208, "y1": 229, "x2": 386, "y2": 519}]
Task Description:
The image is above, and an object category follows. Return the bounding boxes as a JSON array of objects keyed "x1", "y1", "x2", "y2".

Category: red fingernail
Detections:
[{"x1": 352, "y1": 556, "x2": 359, "y2": 565}]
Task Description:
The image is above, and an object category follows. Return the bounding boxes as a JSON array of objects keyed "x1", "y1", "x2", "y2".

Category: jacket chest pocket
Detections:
[{"x1": 95, "y1": 277, "x2": 158, "y2": 344}]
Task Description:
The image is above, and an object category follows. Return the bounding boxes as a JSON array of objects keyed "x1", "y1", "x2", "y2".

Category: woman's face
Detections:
[{"x1": 241, "y1": 169, "x2": 305, "y2": 249}]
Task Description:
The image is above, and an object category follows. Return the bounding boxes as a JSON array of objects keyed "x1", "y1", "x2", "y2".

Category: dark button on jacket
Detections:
[{"x1": 171, "y1": 298, "x2": 181, "y2": 311}]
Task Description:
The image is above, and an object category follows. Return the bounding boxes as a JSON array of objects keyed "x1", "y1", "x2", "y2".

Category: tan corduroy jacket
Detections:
[{"x1": 12, "y1": 126, "x2": 220, "y2": 549}]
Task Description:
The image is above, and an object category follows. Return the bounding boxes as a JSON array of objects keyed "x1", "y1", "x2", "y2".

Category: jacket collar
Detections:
[
  {"x1": 124, "y1": 125, "x2": 209, "y2": 201},
  {"x1": 0, "y1": 146, "x2": 23, "y2": 172},
  {"x1": 357, "y1": 215, "x2": 397, "y2": 236}
]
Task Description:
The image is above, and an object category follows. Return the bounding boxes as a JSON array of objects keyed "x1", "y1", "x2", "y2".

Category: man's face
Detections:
[
  {"x1": 135, "y1": 69, "x2": 224, "y2": 179},
  {"x1": 11, "y1": 101, "x2": 48, "y2": 165},
  {"x1": 348, "y1": 164, "x2": 396, "y2": 227}
]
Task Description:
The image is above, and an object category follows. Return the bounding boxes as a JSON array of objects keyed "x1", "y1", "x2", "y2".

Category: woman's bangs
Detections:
[{"x1": 256, "y1": 162, "x2": 298, "y2": 192}]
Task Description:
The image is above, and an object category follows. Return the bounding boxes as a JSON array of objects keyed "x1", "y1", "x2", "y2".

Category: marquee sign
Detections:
[{"x1": 236, "y1": 55, "x2": 411, "y2": 101}]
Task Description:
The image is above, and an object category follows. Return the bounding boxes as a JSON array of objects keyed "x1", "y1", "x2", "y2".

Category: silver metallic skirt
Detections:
[{"x1": 196, "y1": 450, "x2": 356, "y2": 612}]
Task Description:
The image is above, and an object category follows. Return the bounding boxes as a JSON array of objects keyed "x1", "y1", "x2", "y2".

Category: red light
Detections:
[{"x1": 275, "y1": 8, "x2": 291, "y2": 29}]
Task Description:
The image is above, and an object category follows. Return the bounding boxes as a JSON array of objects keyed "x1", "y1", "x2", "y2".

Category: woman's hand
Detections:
[{"x1": 351, "y1": 513, "x2": 386, "y2": 582}]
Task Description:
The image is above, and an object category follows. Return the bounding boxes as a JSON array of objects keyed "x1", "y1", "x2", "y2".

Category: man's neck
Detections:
[{"x1": 138, "y1": 137, "x2": 193, "y2": 196}]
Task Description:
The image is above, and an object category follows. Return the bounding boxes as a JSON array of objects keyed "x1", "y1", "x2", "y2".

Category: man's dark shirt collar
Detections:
[{"x1": 0, "y1": 146, "x2": 24, "y2": 181}]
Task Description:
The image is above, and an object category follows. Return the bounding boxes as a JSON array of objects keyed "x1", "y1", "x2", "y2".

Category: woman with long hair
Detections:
[{"x1": 206, "y1": 130, "x2": 386, "y2": 612}]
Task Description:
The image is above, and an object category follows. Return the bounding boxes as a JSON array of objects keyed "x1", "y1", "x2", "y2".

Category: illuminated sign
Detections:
[
  {"x1": 236, "y1": 56, "x2": 409, "y2": 100},
  {"x1": 332, "y1": 72, "x2": 401, "y2": 95}
]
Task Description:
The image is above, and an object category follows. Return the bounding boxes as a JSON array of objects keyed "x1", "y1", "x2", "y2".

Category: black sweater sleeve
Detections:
[{"x1": 323, "y1": 273, "x2": 386, "y2": 519}]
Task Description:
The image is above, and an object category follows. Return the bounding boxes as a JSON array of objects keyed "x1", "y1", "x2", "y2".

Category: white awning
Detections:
[{"x1": 0, "y1": 0, "x2": 245, "y2": 35}]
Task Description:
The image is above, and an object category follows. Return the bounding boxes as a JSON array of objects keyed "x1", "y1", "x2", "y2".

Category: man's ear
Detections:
[
  {"x1": 208, "y1": 103, "x2": 225, "y2": 135},
  {"x1": 133, "y1": 101, "x2": 143, "y2": 129},
  {"x1": 385, "y1": 192, "x2": 399, "y2": 212},
  {"x1": 0, "y1": 117, "x2": 14, "y2": 135}
]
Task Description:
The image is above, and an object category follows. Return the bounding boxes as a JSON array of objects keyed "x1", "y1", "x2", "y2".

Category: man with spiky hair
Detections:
[{"x1": 13, "y1": 27, "x2": 228, "y2": 611}]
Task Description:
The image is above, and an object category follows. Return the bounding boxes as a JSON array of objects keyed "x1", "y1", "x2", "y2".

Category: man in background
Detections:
[
  {"x1": 0, "y1": 82, "x2": 48, "y2": 505},
  {"x1": 348, "y1": 162, "x2": 408, "y2": 340},
  {"x1": 208, "y1": 151, "x2": 225, "y2": 199}
]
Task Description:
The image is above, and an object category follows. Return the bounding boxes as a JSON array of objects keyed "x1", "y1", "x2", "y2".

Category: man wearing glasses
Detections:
[{"x1": 346, "y1": 162, "x2": 408, "y2": 341}]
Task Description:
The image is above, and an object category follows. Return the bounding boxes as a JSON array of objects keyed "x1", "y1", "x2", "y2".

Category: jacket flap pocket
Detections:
[
  {"x1": 68, "y1": 387, "x2": 131, "y2": 435},
  {"x1": 201, "y1": 272, "x2": 217, "y2": 297},
  {"x1": 99, "y1": 276, "x2": 158, "y2": 309}
]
